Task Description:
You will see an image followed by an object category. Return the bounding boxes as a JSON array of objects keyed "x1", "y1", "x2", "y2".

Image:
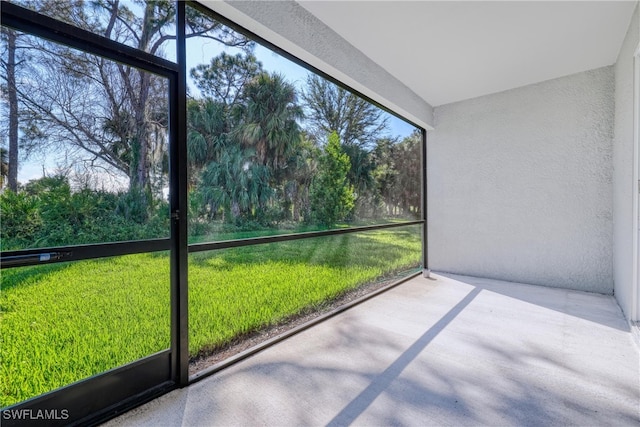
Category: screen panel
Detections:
[
  {"x1": 0, "y1": 31, "x2": 170, "y2": 251},
  {"x1": 185, "y1": 5, "x2": 422, "y2": 244},
  {"x1": 188, "y1": 224, "x2": 422, "y2": 373},
  {"x1": 1, "y1": 252, "x2": 171, "y2": 407}
]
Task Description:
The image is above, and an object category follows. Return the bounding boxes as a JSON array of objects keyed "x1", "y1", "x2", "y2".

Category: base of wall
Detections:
[{"x1": 631, "y1": 321, "x2": 640, "y2": 350}]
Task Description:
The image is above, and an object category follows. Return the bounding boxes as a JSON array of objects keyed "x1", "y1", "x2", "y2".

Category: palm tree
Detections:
[
  {"x1": 280, "y1": 135, "x2": 318, "y2": 222},
  {"x1": 199, "y1": 145, "x2": 271, "y2": 221},
  {"x1": 187, "y1": 98, "x2": 229, "y2": 183},
  {"x1": 233, "y1": 72, "x2": 303, "y2": 173}
]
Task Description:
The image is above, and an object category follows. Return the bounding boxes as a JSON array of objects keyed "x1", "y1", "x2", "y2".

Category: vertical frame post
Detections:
[
  {"x1": 171, "y1": 0, "x2": 189, "y2": 386},
  {"x1": 632, "y1": 42, "x2": 640, "y2": 322},
  {"x1": 421, "y1": 128, "x2": 430, "y2": 278}
]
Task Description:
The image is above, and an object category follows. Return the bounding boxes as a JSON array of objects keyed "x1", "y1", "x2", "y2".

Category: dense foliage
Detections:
[{"x1": 0, "y1": 176, "x2": 168, "y2": 250}]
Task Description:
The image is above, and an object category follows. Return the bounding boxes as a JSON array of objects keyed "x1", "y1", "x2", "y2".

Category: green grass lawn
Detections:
[{"x1": 0, "y1": 226, "x2": 421, "y2": 407}]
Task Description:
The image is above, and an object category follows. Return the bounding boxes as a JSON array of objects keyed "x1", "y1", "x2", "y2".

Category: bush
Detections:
[
  {"x1": 0, "y1": 176, "x2": 170, "y2": 250},
  {"x1": 0, "y1": 190, "x2": 42, "y2": 250},
  {"x1": 310, "y1": 132, "x2": 355, "y2": 227}
]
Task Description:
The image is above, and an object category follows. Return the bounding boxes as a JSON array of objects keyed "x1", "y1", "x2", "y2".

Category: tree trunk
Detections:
[
  {"x1": 128, "y1": 3, "x2": 155, "y2": 194},
  {"x1": 291, "y1": 183, "x2": 300, "y2": 222},
  {"x1": 132, "y1": 71, "x2": 151, "y2": 191},
  {"x1": 231, "y1": 200, "x2": 240, "y2": 218},
  {"x1": 7, "y1": 29, "x2": 19, "y2": 191}
]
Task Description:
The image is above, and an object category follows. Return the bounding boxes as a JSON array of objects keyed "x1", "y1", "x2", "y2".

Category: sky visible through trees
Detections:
[{"x1": 13, "y1": 26, "x2": 416, "y2": 184}]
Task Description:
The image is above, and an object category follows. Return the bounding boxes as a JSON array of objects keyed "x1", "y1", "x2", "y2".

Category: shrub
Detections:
[
  {"x1": 310, "y1": 132, "x2": 355, "y2": 227},
  {"x1": 1, "y1": 175, "x2": 170, "y2": 250}
]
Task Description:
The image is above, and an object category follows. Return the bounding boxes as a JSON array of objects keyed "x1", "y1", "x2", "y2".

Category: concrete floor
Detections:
[{"x1": 105, "y1": 273, "x2": 640, "y2": 426}]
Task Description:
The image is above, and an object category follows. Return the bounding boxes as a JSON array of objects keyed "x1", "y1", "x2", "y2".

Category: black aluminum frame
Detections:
[
  {"x1": 173, "y1": 0, "x2": 190, "y2": 387},
  {"x1": 422, "y1": 129, "x2": 429, "y2": 273},
  {"x1": 0, "y1": 239, "x2": 170, "y2": 268},
  {"x1": 0, "y1": 0, "x2": 428, "y2": 424}
]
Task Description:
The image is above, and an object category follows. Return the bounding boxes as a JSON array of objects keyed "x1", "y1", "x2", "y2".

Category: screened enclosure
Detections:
[{"x1": 0, "y1": 1, "x2": 426, "y2": 424}]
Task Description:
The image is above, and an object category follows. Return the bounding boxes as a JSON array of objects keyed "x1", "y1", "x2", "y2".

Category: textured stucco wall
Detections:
[
  {"x1": 199, "y1": 0, "x2": 433, "y2": 129},
  {"x1": 613, "y1": 4, "x2": 639, "y2": 319},
  {"x1": 428, "y1": 67, "x2": 615, "y2": 293}
]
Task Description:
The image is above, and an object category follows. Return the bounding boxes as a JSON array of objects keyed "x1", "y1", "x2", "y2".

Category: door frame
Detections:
[{"x1": 0, "y1": 3, "x2": 185, "y2": 425}]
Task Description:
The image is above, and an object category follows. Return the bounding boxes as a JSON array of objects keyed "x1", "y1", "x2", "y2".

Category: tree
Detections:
[
  {"x1": 14, "y1": 46, "x2": 165, "y2": 192},
  {"x1": 393, "y1": 131, "x2": 421, "y2": 217},
  {"x1": 310, "y1": 132, "x2": 354, "y2": 227},
  {"x1": 188, "y1": 52, "x2": 264, "y2": 186},
  {"x1": 235, "y1": 72, "x2": 305, "y2": 221},
  {"x1": 342, "y1": 143, "x2": 377, "y2": 217},
  {"x1": 372, "y1": 137, "x2": 398, "y2": 216},
  {"x1": 234, "y1": 72, "x2": 303, "y2": 172},
  {"x1": 301, "y1": 74, "x2": 388, "y2": 217},
  {"x1": 187, "y1": 98, "x2": 228, "y2": 183},
  {"x1": 189, "y1": 61, "x2": 305, "y2": 223},
  {"x1": 198, "y1": 145, "x2": 271, "y2": 221},
  {"x1": 301, "y1": 74, "x2": 388, "y2": 148},
  {"x1": 0, "y1": 27, "x2": 36, "y2": 192},
  {"x1": 7, "y1": 0, "x2": 252, "y2": 199},
  {"x1": 372, "y1": 131, "x2": 421, "y2": 218},
  {"x1": 2, "y1": 28, "x2": 19, "y2": 191},
  {"x1": 190, "y1": 52, "x2": 262, "y2": 109},
  {"x1": 281, "y1": 134, "x2": 318, "y2": 222}
]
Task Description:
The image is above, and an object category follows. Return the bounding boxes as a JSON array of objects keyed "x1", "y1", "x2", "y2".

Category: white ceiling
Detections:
[{"x1": 298, "y1": 1, "x2": 636, "y2": 107}]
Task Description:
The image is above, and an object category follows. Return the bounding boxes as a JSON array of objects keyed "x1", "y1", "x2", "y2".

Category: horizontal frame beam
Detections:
[
  {"x1": 0, "y1": 239, "x2": 171, "y2": 269},
  {"x1": 0, "y1": 1, "x2": 179, "y2": 77},
  {"x1": 0, "y1": 221, "x2": 424, "y2": 269},
  {"x1": 0, "y1": 351, "x2": 173, "y2": 427},
  {"x1": 188, "y1": 220, "x2": 424, "y2": 253}
]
